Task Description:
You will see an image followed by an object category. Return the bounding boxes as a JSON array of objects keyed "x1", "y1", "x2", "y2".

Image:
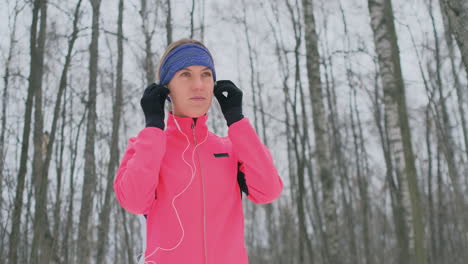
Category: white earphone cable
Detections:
[{"x1": 138, "y1": 101, "x2": 208, "y2": 264}]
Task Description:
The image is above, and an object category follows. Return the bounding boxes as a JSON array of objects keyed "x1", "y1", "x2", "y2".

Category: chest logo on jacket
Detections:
[{"x1": 213, "y1": 152, "x2": 229, "y2": 158}]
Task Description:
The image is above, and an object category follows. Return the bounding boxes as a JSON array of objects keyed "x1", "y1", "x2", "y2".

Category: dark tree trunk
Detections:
[
  {"x1": 8, "y1": 0, "x2": 45, "y2": 262},
  {"x1": 139, "y1": 0, "x2": 156, "y2": 84},
  {"x1": 166, "y1": 0, "x2": 172, "y2": 45},
  {"x1": 0, "y1": 0, "x2": 22, "y2": 227},
  {"x1": 96, "y1": 0, "x2": 124, "y2": 262},
  {"x1": 440, "y1": 0, "x2": 468, "y2": 77},
  {"x1": 77, "y1": 0, "x2": 101, "y2": 262}
]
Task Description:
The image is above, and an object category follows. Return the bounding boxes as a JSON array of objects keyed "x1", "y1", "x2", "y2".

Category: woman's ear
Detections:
[{"x1": 164, "y1": 84, "x2": 171, "y2": 102}]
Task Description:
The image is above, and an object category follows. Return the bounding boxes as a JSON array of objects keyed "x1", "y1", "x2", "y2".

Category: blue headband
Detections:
[{"x1": 159, "y1": 43, "x2": 216, "y2": 85}]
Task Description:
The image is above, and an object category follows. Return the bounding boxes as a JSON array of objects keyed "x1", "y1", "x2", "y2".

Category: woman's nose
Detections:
[{"x1": 191, "y1": 76, "x2": 204, "y2": 90}]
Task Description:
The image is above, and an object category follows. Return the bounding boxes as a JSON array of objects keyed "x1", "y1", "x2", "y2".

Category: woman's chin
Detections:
[
  {"x1": 189, "y1": 112, "x2": 206, "y2": 118},
  {"x1": 173, "y1": 104, "x2": 209, "y2": 118},
  {"x1": 180, "y1": 109, "x2": 207, "y2": 118}
]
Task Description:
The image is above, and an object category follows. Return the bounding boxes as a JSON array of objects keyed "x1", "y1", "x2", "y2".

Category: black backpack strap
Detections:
[
  {"x1": 237, "y1": 162, "x2": 249, "y2": 198},
  {"x1": 143, "y1": 190, "x2": 157, "y2": 220}
]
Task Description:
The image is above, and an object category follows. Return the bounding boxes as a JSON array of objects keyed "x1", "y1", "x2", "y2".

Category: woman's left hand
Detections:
[{"x1": 214, "y1": 80, "x2": 244, "y2": 126}]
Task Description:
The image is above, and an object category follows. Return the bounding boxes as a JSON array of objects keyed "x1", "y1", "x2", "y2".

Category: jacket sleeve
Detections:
[
  {"x1": 228, "y1": 117, "x2": 284, "y2": 204},
  {"x1": 113, "y1": 127, "x2": 166, "y2": 214}
]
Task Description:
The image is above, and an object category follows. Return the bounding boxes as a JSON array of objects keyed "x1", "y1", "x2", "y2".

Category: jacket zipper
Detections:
[{"x1": 192, "y1": 122, "x2": 208, "y2": 264}]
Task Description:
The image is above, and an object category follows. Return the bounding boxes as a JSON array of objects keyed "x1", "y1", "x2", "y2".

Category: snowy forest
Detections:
[{"x1": 1, "y1": 0, "x2": 468, "y2": 263}]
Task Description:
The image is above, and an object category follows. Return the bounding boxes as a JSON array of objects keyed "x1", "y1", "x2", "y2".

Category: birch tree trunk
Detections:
[
  {"x1": 302, "y1": 0, "x2": 340, "y2": 263},
  {"x1": 428, "y1": 0, "x2": 468, "y2": 253},
  {"x1": 368, "y1": 56, "x2": 410, "y2": 264},
  {"x1": 439, "y1": 0, "x2": 468, "y2": 168},
  {"x1": 367, "y1": 1, "x2": 427, "y2": 263},
  {"x1": 77, "y1": 0, "x2": 101, "y2": 262},
  {"x1": 440, "y1": 0, "x2": 468, "y2": 77},
  {"x1": 96, "y1": 0, "x2": 124, "y2": 262}
]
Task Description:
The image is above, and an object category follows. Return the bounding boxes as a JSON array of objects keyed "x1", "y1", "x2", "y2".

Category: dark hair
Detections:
[{"x1": 156, "y1": 38, "x2": 213, "y2": 82}]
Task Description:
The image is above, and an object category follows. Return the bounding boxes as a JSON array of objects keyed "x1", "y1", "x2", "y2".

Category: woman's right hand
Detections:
[{"x1": 140, "y1": 83, "x2": 170, "y2": 130}]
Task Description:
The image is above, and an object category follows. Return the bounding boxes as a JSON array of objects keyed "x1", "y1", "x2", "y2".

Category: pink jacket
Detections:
[{"x1": 114, "y1": 111, "x2": 283, "y2": 264}]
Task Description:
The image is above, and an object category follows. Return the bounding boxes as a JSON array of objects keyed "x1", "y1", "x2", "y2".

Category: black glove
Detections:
[
  {"x1": 140, "y1": 83, "x2": 170, "y2": 130},
  {"x1": 214, "y1": 80, "x2": 244, "y2": 127}
]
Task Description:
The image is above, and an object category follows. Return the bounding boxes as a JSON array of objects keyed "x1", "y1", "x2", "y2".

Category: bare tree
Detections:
[
  {"x1": 117, "y1": 207, "x2": 134, "y2": 263},
  {"x1": 166, "y1": 0, "x2": 172, "y2": 45},
  {"x1": 424, "y1": 105, "x2": 437, "y2": 264},
  {"x1": 438, "y1": 0, "x2": 468, "y2": 165},
  {"x1": 29, "y1": 0, "x2": 62, "y2": 261},
  {"x1": 367, "y1": 0, "x2": 427, "y2": 264},
  {"x1": 367, "y1": 52, "x2": 410, "y2": 264},
  {"x1": 139, "y1": 0, "x2": 157, "y2": 84},
  {"x1": 0, "y1": 0, "x2": 24, "y2": 227},
  {"x1": 427, "y1": 0, "x2": 468, "y2": 253},
  {"x1": 302, "y1": 0, "x2": 340, "y2": 263},
  {"x1": 336, "y1": 1, "x2": 371, "y2": 262},
  {"x1": 8, "y1": 0, "x2": 47, "y2": 262},
  {"x1": 63, "y1": 103, "x2": 88, "y2": 264},
  {"x1": 199, "y1": 0, "x2": 206, "y2": 42},
  {"x1": 77, "y1": 0, "x2": 101, "y2": 262},
  {"x1": 284, "y1": 0, "x2": 316, "y2": 262},
  {"x1": 240, "y1": 0, "x2": 259, "y2": 132},
  {"x1": 350, "y1": 83, "x2": 372, "y2": 264},
  {"x1": 50, "y1": 2, "x2": 84, "y2": 261},
  {"x1": 96, "y1": 0, "x2": 124, "y2": 262},
  {"x1": 264, "y1": 1, "x2": 303, "y2": 262},
  {"x1": 190, "y1": 0, "x2": 195, "y2": 38},
  {"x1": 439, "y1": 0, "x2": 468, "y2": 78}
]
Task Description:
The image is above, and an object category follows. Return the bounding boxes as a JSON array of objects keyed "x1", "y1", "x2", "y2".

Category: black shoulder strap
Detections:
[{"x1": 237, "y1": 162, "x2": 249, "y2": 198}]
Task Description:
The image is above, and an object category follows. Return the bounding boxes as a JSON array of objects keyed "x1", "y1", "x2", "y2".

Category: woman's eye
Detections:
[
  {"x1": 203, "y1": 72, "x2": 212, "y2": 76},
  {"x1": 181, "y1": 72, "x2": 190, "y2": 76}
]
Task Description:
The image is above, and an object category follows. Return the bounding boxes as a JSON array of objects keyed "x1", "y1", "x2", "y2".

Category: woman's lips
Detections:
[{"x1": 190, "y1": 97, "x2": 206, "y2": 101}]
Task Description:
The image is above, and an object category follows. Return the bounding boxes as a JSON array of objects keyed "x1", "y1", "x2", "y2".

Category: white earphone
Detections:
[{"x1": 137, "y1": 96, "x2": 208, "y2": 264}]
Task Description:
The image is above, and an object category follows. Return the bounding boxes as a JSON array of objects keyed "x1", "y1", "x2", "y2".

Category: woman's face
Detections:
[{"x1": 167, "y1": 65, "x2": 214, "y2": 118}]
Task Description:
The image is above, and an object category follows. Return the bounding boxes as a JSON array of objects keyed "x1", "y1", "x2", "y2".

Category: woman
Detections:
[{"x1": 113, "y1": 38, "x2": 283, "y2": 264}]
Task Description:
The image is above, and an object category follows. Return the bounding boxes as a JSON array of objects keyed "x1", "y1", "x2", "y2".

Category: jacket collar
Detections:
[{"x1": 166, "y1": 111, "x2": 209, "y2": 143}]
